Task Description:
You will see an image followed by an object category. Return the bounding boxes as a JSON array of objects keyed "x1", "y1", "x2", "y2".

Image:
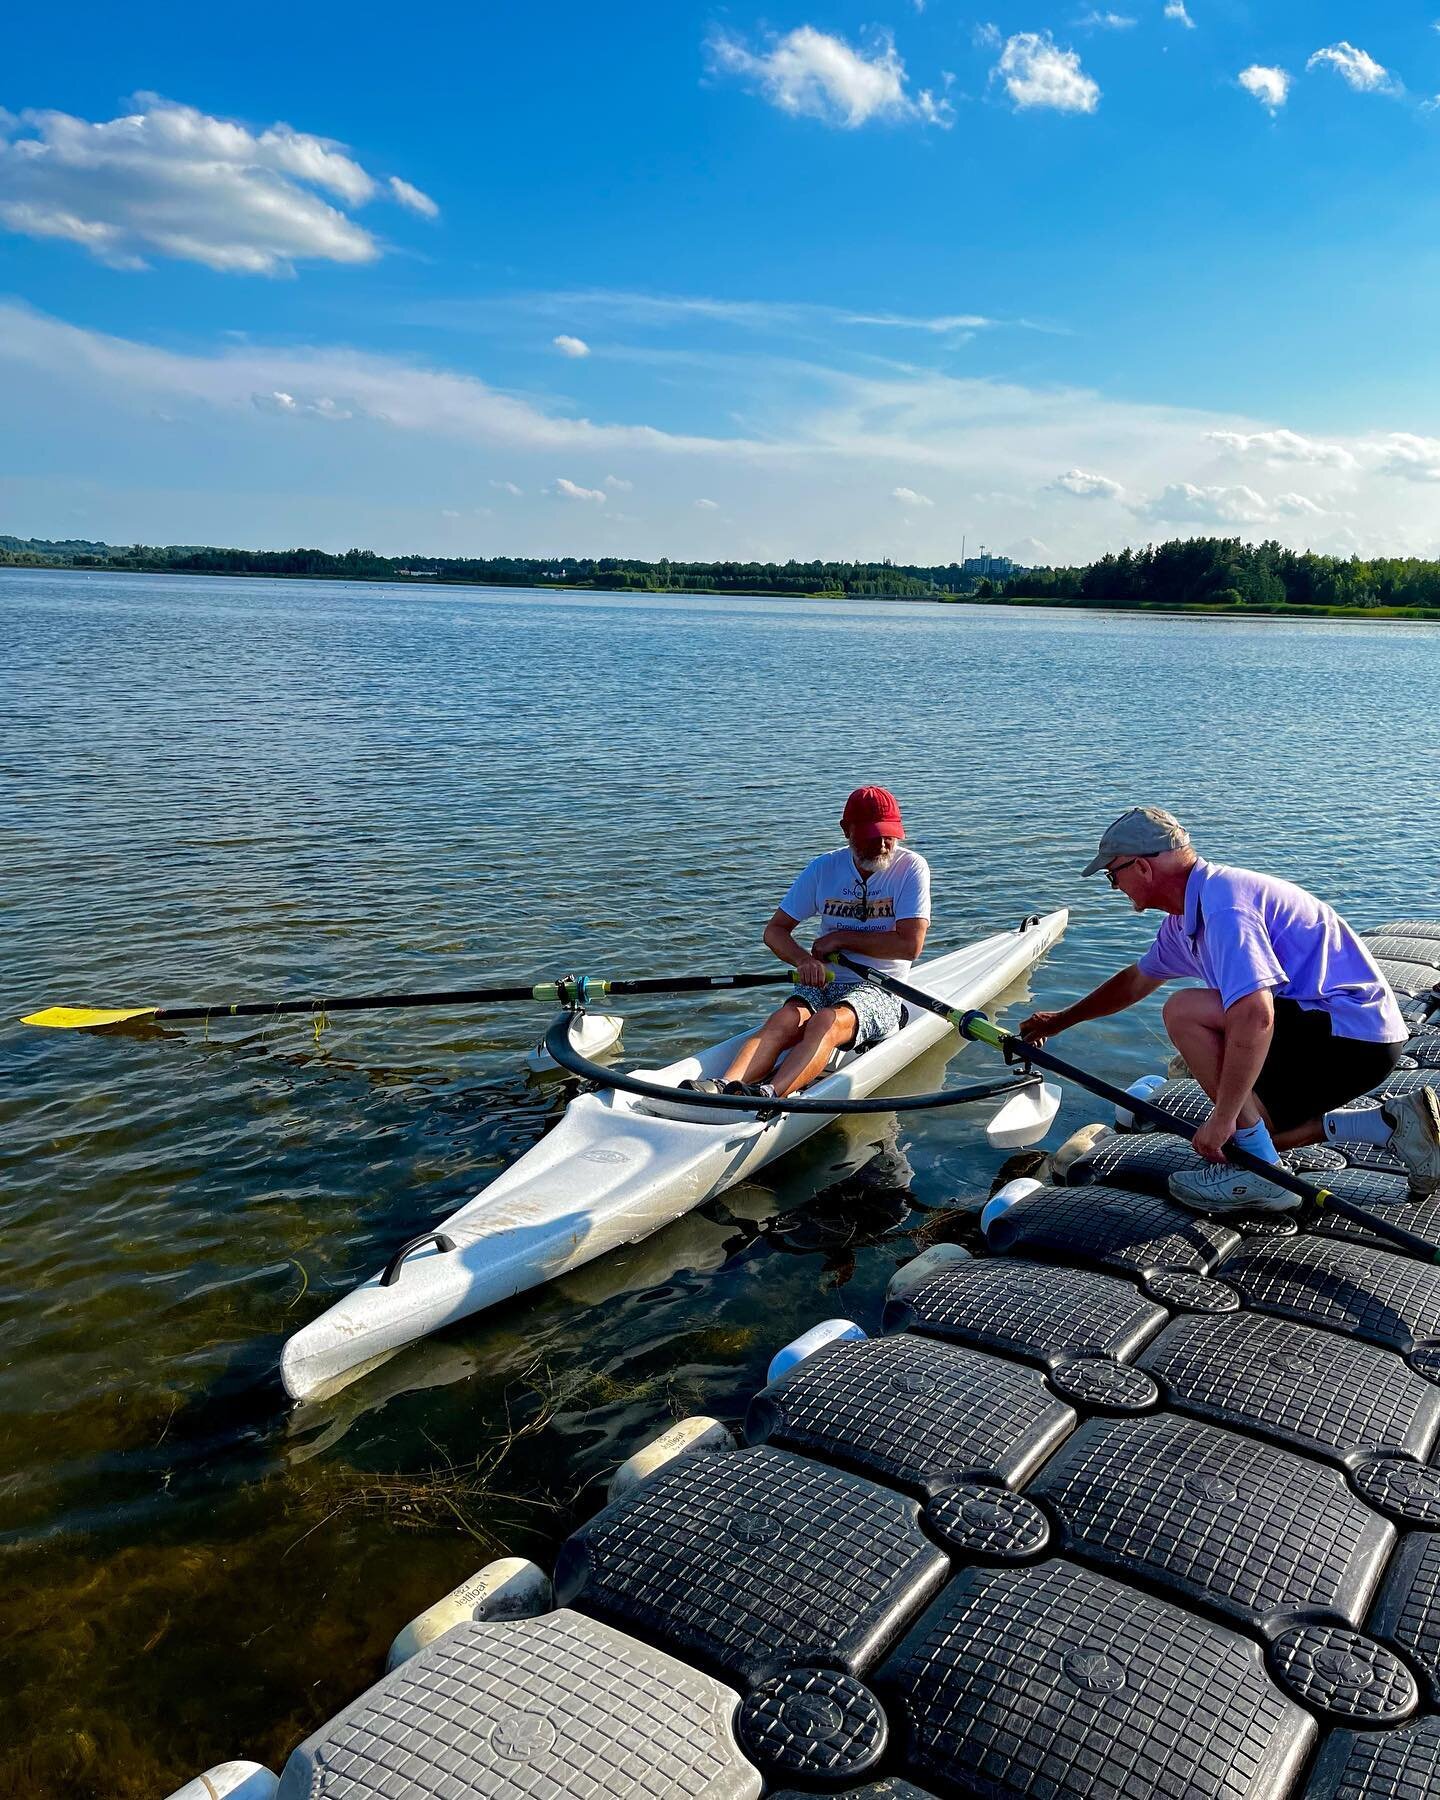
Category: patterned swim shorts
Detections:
[{"x1": 788, "y1": 976, "x2": 904, "y2": 1050}]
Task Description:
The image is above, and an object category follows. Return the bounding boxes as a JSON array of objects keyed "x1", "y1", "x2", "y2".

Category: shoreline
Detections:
[{"x1": 6, "y1": 559, "x2": 1440, "y2": 622}]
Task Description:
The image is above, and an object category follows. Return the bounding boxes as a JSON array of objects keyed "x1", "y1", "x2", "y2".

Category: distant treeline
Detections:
[
  {"x1": 0, "y1": 536, "x2": 974, "y2": 597},
  {"x1": 999, "y1": 537, "x2": 1440, "y2": 614},
  {"x1": 7, "y1": 532, "x2": 1440, "y2": 617}
]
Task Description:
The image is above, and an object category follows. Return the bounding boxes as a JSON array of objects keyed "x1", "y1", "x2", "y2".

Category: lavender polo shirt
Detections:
[{"x1": 1136, "y1": 859, "x2": 1406, "y2": 1043}]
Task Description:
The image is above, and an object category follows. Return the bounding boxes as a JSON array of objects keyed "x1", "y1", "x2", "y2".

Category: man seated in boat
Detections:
[
  {"x1": 1018, "y1": 805, "x2": 1438, "y2": 1211},
  {"x1": 683, "y1": 785, "x2": 931, "y2": 1103}
]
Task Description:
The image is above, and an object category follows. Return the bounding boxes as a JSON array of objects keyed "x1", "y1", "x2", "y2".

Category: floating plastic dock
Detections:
[{"x1": 170, "y1": 921, "x2": 1440, "y2": 1797}]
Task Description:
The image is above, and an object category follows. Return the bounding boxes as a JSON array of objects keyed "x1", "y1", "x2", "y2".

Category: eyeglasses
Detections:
[{"x1": 1104, "y1": 858, "x2": 1139, "y2": 888}]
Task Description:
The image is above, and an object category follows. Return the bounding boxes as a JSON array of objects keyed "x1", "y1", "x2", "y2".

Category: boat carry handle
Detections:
[{"x1": 380, "y1": 1232, "x2": 457, "y2": 1287}]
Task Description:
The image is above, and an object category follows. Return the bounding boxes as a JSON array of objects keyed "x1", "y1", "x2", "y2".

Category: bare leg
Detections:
[
  {"x1": 723, "y1": 1001, "x2": 811, "y2": 1083},
  {"x1": 1161, "y1": 988, "x2": 1268, "y2": 1129},
  {"x1": 1161, "y1": 988, "x2": 1331, "y2": 1147},
  {"x1": 1271, "y1": 1117, "x2": 1326, "y2": 1150},
  {"x1": 771, "y1": 1004, "x2": 858, "y2": 1097}
]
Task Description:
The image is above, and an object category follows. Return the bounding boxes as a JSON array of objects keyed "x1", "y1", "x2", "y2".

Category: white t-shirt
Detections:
[{"x1": 778, "y1": 846, "x2": 932, "y2": 979}]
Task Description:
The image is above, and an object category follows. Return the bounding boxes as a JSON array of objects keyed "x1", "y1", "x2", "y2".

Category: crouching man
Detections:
[{"x1": 1019, "y1": 805, "x2": 1436, "y2": 1212}]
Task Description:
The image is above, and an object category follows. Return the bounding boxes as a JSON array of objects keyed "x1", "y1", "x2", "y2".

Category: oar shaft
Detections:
[
  {"x1": 835, "y1": 956, "x2": 967, "y2": 1031},
  {"x1": 603, "y1": 972, "x2": 795, "y2": 999},
  {"x1": 151, "y1": 969, "x2": 796, "y2": 1025},
  {"x1": 155, "y1": 984, "x2": 540, "y2": 1023}
]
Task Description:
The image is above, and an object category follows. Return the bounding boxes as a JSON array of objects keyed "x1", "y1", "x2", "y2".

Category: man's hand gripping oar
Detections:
[{"x1": 838, "y1": 954, "x2": 1440, "y2": 1267}]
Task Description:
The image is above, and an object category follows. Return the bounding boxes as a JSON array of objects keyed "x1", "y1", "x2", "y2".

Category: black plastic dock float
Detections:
[{"x1": 176, "y1": 915, "x2": 1440, "y2": 1800}]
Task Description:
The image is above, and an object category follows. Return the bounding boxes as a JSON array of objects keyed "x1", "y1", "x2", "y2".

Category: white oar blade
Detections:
[{"x1": 986, "y1": 1079, "x2": 1062, "y2": 1149}]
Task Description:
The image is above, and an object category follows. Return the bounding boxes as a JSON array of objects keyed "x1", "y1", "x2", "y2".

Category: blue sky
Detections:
[{"x1": 5, "y1": 2, "x2": 1440, "y2": 562}]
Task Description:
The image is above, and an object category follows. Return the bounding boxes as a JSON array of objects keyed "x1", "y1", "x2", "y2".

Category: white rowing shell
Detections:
[{"x1": 280, "y1": 909, "x2": 1068, "y2": 1400}]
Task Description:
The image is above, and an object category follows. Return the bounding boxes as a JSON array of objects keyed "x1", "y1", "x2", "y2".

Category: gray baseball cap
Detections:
[{"x1": 1080, "y1": 806, "x2": 1191, "y2": 878}]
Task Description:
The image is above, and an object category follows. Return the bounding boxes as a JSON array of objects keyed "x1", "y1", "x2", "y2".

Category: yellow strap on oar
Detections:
[{"x1": 20, "y1": 1004, "x2": 159, "y2": 1030}]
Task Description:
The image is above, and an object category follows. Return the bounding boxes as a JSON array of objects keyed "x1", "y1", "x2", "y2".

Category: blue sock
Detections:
[{"x1": 1232, "y1": 1119, "x2": 1279, "y2": 1165}]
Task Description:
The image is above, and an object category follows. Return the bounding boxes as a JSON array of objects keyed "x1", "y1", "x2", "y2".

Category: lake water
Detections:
[{"x1": 3, "y1": 568, "x2": 1437, "y2": 1796}]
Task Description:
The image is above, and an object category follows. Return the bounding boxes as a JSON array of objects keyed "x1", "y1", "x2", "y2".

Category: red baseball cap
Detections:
[{"x1": 841, "y1": 785, "x2": 905, "y2": 842}]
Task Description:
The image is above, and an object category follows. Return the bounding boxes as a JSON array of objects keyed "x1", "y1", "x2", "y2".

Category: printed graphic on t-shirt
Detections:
[
  {"x1": 777, "y1": 847, "x2": 932, "y2": 980},
  {"x1": 824, "y1": 888, "x2": 896, "y2": 923}
]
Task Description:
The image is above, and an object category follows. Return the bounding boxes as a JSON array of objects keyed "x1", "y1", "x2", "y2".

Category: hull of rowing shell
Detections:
[{"x1": 280, "y1": 910, "x2": 1069, "y2": 1400}]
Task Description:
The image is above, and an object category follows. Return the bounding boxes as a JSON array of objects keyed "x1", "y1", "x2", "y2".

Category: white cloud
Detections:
[
  {"x1": 695, "y1": 497, "x2": 720, "y2": 509},
  {"x1": 892, "y1": 485, "x2": 934, "y2": 506},
  {"x1": 1206, "y1": 428, "x2": 1355, "y2": 469},
  {"x1": 604, "y1": 474, "x2": 633, "y2": 490},
  {"x1": 974, "y1": 22, "x2": 1003, "y2": 49},
  {"x1": 552, "y1": 477, "x2": 607, "y2": 502},
  {"x1": 1146, "y1": 481, "x2": 1273, "y2": 524},
  {"x1": 1075, "y1": 11, "x2": 1136, "y2": 28},
  {"x1": 1163, "y1": 0, "x2": 1195, "y2": 28},
  {"x1": 844, "y1": 309, "x2": 993, "y2": 332},
  {"x1": 553, "y1": 334, "x2": 590, "y2": 358},
  {"x1": 15, "y1": 299, "x2": 1440, "y2": 562},
  {"x1": 387, "y1": 175, "x2": 439, "y2": 218},
  {"x1": 459, "y1": 288, "x2": 1056, "y2": 340},
  {"x1": 1369, "y1": 433, "x2": 1440, "y2": 481},
  {"x1": 1053, "y1": 468, "x2": 1125, "y2": 499},
  {"x1": 995, "y1": 34, "x2": 1100, "y2": 113},
  {"x1": 1306, "y1": 43, "x2": 1397, "y2": 94},
  {"x1": 252, "y1": 389, "x2": 351, "y2": 420},
  {"x1": 707, "y1": 25, "x2": 953, "y2": 129},
  {"x1": 1238, "y1": 66, "x2": 1290, "y2": 112},
  {"x1": 0, "y1": 300, "x2": 760, "y2": 461},
  {"x1": 0, "y1": 97, "x2": 433, "y2": 273}
]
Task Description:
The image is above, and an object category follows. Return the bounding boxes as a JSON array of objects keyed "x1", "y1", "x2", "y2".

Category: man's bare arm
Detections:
[
  {"x1": 762, "y1": 910, "x2": 830, "y2": 987},
  {"x1": 1019, "y1": 963, "x2": 1163, "y2": 1043},
  {"x1": 811, "y1": 918, "x2": 928, "y2": 963}
]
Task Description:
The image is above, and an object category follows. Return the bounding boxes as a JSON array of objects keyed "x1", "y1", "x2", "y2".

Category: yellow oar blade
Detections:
[{"x1": 21, "y1": 1005, "x2": 159, "y2": 1030}]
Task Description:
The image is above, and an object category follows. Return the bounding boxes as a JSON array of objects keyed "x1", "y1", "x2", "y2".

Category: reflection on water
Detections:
[{"x1": 4, "y1": 569, "x2": 1438, "y2": 1795}]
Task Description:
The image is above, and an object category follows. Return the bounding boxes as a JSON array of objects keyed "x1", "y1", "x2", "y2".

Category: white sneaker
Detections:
[
  {"x1": 1168, "y1": 1162, "x2": 1297, "y2": 1214},
  {"x1": 1382, "y1": 1086, "x2": 1440, "y2": 1197}
]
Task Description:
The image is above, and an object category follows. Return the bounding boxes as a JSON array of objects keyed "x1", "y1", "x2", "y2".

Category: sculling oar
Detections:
[
  {"x1": 838, "y1": 955, "x2": 1440, "y2": 1265},
  {"x1": 20, "y1": 968, "x2": 799, "y2": 1033}
]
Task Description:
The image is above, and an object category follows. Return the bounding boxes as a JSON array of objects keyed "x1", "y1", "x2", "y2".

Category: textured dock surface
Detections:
[{"x1": 259, "y1": 924, "x2": 1440, "y2": 1797}]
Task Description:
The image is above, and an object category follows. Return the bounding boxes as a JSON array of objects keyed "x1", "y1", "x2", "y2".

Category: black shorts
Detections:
[{"x1": 1253, "y1": 998, "x2": 1405, "y2": 1132}]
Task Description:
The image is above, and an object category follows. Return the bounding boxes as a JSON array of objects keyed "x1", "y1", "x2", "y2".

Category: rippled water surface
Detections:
[{"x1": 3, "y1": 568, "x2": 1437, "y2": 1794}]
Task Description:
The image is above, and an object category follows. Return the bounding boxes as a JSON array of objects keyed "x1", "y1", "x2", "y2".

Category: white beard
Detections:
[{"x1": 856, "y1": 848, "x2": 896, "y2": 876}]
